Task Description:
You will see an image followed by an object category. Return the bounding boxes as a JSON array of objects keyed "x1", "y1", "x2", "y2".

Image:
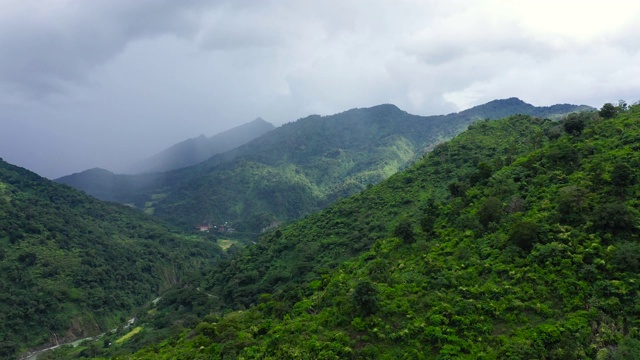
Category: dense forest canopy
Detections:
[{"x1": 0, "y1": 160, "x2": 222, "y2": 359}]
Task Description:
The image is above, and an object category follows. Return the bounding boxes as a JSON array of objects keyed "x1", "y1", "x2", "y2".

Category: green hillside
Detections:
[
  {"x1": 47, "y1": 102, "x2": 640, "y2": 359},
  {"x1": 0, "y1": 160, "x2": 223, "y2": 360},
  {"x1": 57, "y1": 98, "x2": 591, "y2": 236}
]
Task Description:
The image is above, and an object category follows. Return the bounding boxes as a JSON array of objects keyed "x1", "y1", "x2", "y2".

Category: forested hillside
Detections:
[
  {"x1": 0, "y1": 160, "x2": 223, "y2": 360},
  {"x1": 57, "y1": 98, "x2": 591, "y2": 236},
  {"x1": 49, "y1": 102, "x2": 640, "y2": 359}
]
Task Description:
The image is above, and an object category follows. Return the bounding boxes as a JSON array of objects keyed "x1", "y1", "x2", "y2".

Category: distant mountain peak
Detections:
[
  {"x1": 335, "y1": 103, "x2": 405, "y2": 118},
  {"x1": 369, "y1": 103, "x2": 402, "y2": 111},
  {"x1": 364, "y1": 104, "x2": 407, "y2": 118},
  {"x1": 481, "y1": 97, "x2": 529, "y2": 107},
  {"x1": 119, "y1": 118, "x2": 275, "y2": 174},
  {"x1": 82, "y1": 167, "x2": 114, "y2": 175},
  {"x1": 458, "y1": 97, "x2": 593, "y2": 120},
  {"x1": 500, "y1": 97, "x2": 526, "y2": 103}
]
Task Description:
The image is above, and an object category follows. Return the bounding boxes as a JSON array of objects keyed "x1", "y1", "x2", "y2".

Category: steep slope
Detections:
[
  {"x1": 0, "y1": 159, "x2": 223, "y2": 360},
  {"x1": 57, "y1": 99, "x2": 591, "y2": 236},
  {"x1": 66, "y1": 104, "x2": 640, "y2": 359},
  {"x1": 122, "y1": 118, "x2": 275, "y2": 174}
]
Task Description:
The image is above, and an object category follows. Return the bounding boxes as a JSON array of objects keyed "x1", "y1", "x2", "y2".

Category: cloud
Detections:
[
  {"x1": 394, "y1": 0, "x2": 640, "y2": 110},
  {"x1": 0, "y1": 0, "x2": 210, "y2": 98},
  {"x1": 2, "y1": 0, "x2": 640, "y2": 178}
]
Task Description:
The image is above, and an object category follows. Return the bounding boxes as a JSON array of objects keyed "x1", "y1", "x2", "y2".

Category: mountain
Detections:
[
  {"x1": 0, "y1": 159, "x2": 223, "y2": 360},
  {"x1": 462, "y1": 97, "x2": 593, "y2": 119},
  {"x1": 53, "y1": 167, "x2": 160, "y2": 205},
  {"x1": 57, "y1": 99, "x2": 592, "y2": 236},
  {"x1": 57, "y1": 103, "x2": 640, "y2": 359},
  {"x1": 122, "y1": 118, "x2": 275, "y2": 174}
]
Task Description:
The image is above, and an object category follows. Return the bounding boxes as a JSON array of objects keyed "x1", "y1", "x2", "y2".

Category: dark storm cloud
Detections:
[{"x1": 0, "y1": 0, "x2": 210, "y2": 98}]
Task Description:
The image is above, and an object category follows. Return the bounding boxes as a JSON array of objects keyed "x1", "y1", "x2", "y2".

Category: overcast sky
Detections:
[{"x1": 1, "y1": 0, "x2": 639, "y2": 178}]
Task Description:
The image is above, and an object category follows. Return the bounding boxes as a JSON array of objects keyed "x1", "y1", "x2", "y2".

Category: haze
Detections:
[{"x1": 1, "y1": 0, "x2": 639, "y2": 179}]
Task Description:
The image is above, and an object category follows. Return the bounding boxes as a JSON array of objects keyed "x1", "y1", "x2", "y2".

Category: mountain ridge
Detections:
[
  {"x1": 57, "y1": 98, "x2": 593, "y2": 235},
  {"x1": 121, "y1": 117, "x2": 275, "y2": 174}
]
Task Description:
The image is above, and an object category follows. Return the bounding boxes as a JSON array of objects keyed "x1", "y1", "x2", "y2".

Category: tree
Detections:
[
  {"x1": 352, "y1": 280, "x2": 379, "y2": 316},
  {"x1": 505, "y1": 195, "x2": 526, "y2": 214},
  {"x1": 563, "y1": 114, "x2": 586, "y2": 136},
  {"x1": 611, "y1": 242, "x2": 640, "y2": 273},
  {"x1": 17, "y1": 252, "x2": 37, "y2": 266},
  {"x1": 599, "y1": 103, "x2": 617, "y2": 119},
  {"x1": 470, "y1": 162, "x2": 493, "y2": 185},
  {"x1": 394, "y1": 218, "x2": 415, "y2": 243},
  {"x1": 611, "y1": 163, "x2": 635, "y2": 197},
  {"x1": 367, "y1": 259, "x2": 389, "y2": 283},
  {"x1": 508, "y1": 220, "x2": 540, "y2": 251},
  {"x1": 420, "y1": 214, "x2": 437, "y2": 236},
  {"x1": 477, "y1": 197, "x2": 503, "y2": 228},
  {"x1": 0, "y1": 341, "x2": 17, "y2": 359},
  {"x1": 591, "y1": 201, "x2": 636, "y2": 235},
  {"x1": 556, "y1": 186, "x2": 589, "y2": 225},
  {"x1": 599, "y1": 336, "x2": 640, "y2": 360},
  {"x1": 618, "y1": 99, "x2": 628, "y2": 112},
  {"x1": 448, "y1": 181, "x2": 467, "y2": 197},
  {"x1": 547, "y1": 142, "x2": 580, "y2": 168},
  {"x1": 532, "y1": 129, "x2": 544, "y2": 149}
]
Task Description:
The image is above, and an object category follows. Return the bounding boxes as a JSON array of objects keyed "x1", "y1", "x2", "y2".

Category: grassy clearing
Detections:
[
  {"x1": 115, "y1": 326, "x2": 142, "y2": 344},
  {"x1": 217, "y1": 239, "x2": 237, "y2": 251}
]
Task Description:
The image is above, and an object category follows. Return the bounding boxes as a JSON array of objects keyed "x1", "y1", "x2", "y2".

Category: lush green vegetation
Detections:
[
  {"x1": 42, "y1": 102, "x2": 640, "y2": 359},
  {"x1": 57, "y1": 98, "x2": 591, "y2": 237},
  {"x1": 0, "y1": 160, "x2": 223, "y2": 359}
]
